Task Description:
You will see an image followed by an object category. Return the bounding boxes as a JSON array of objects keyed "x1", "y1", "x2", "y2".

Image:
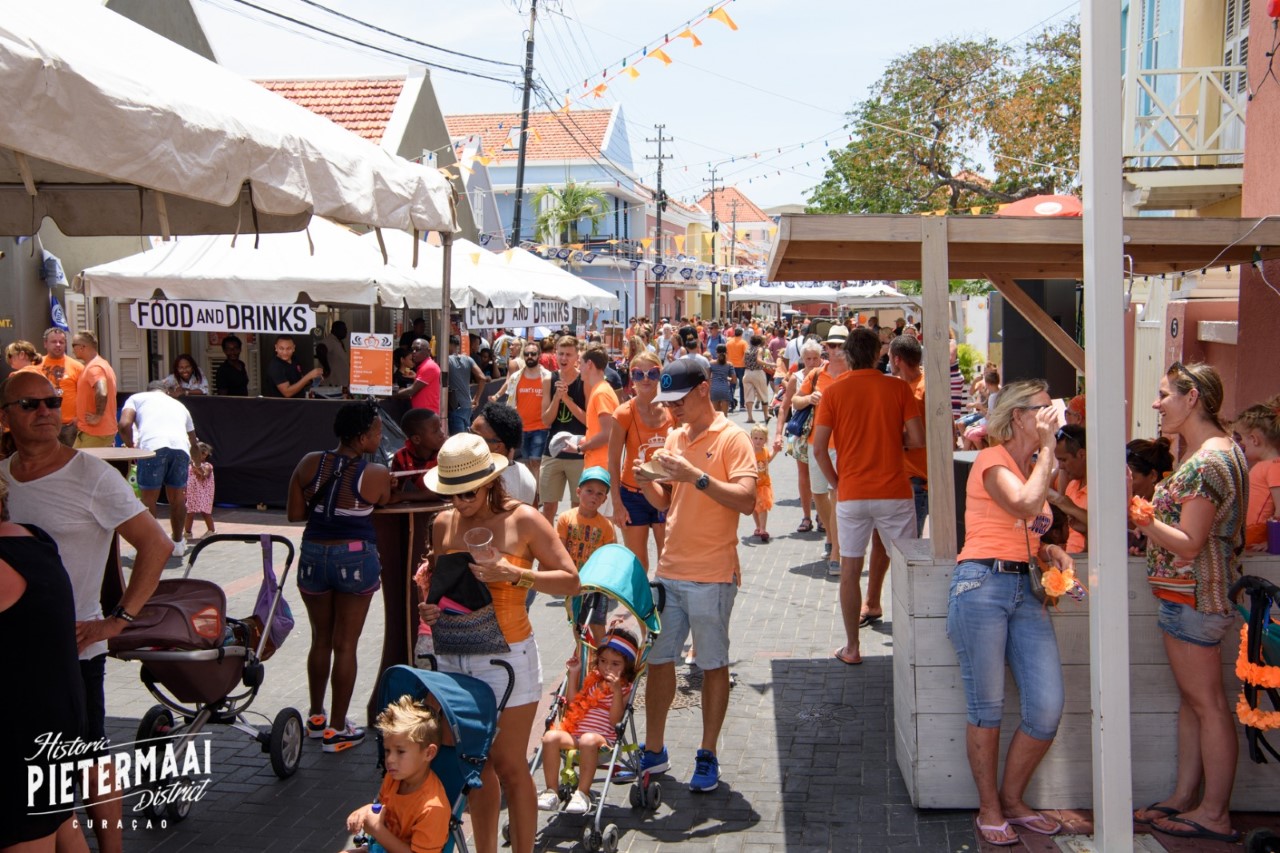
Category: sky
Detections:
[{"x1": 193, "y1": 0, "x2": 1078, "y2": 211}]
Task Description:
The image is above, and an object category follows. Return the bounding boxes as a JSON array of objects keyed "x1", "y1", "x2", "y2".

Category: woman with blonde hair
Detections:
[
  {"x1": 1130, "y1": 363, "x2": 1246, "y2": 844},
  {"x1": 4, "y1": 341, "x2": 43, "y2": 374},
  {"x1": 948, "y1": 379, "x2": 1072, "y2": 846},
  {"x1": 607, "y1": 351, "x2": 674, "y2": 572}
]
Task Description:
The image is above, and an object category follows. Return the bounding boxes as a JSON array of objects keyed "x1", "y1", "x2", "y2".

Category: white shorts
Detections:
[
  {"x1": 808, "y1": 448, "x2": 837, "y2": 494},
  {"x1": 835, "y1": 498, "x2": 918, "y2": 557},
  {"x1": 433, "y1": 635, "x2": 543, "y2": 709}
]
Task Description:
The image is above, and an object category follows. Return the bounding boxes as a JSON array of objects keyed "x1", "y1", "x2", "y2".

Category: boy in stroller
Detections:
[
  {"x1": 343, "y1": 696, "x2": 449, "y2": 853},
  {"x1": 536, "y1": 630, "x2": 640, "y2": 815}
]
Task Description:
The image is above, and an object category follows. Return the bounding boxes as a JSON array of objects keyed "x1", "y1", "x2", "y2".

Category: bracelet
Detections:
[{"x1": 513, "y1": 570, "x2": 535, "y2": 590}]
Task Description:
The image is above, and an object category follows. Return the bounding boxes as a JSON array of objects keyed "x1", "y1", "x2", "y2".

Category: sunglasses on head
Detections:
[
  {"x1": 631, "y1": 367, "x2": 662, "y2": 382},
  {"x1": 3, "y1": 396, "x2": 63, "y2": 412}
]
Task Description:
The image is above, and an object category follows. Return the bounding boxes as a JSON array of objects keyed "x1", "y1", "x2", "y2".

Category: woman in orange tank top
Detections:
[
  {"x1": 607, "y1": 351, "x2": 674, "y2": 572},
  {"x1": 420, "y1": 434, "x2": 579, "y2": 853}
]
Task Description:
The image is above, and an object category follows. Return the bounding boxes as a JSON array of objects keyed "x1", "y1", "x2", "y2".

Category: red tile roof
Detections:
[
  {"x1": 445, "y1": 109, "x2": 613, "y2": 164},
  {"x1": 695, "y1": 186, "x2": 771, "y2": 224},
  {"x1": 257, "y1": 77, "x2": 405, "y2": 142}
]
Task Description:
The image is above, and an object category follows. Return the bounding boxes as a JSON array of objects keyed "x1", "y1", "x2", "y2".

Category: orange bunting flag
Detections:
[
  {"x1": 469, "y1": 252, "x2": 481, "y2": 265},
  {"x1": 592, "y1": 83, "x2": 608, "y2": 98},
  {"x1": 640, "y1": 237, "x2": 654, "y2": 250},
  {"x1": 708, "y1": 7, "x2": 738, "y2": 30},
  {"x1": 503, "y1": 249, "x2": 514, "y2": 263},
  {"x1": 673, "y1": 235, "x2": 686, "y2": 252},
  {"x1": 650, "y1": 48, "x2": 673, "y2": 66},
  {"x1": 532, "y1": 129, "x2": 543, "y2": 143},
  {"x1": 768, "y1": 225, "x2": 778, "y2": 236},
  {"x1": 560, "y1": 97, "x2": 571, "y2": 113},
  {"x1": 458, "y1": 163, "x2": 474, "y2": 176},
  {"x1": 476, "y1": 155, "x2": 492, "y2": 166},
  {"x1": 678, "y1": 28, "x2": 703, "y2": 47},
  {"x1": 626, "y1": 66, "x2": 640, "y2": 80},
  {"x1": 969, "y1": 206, "x2": 982, "y2": 215}
]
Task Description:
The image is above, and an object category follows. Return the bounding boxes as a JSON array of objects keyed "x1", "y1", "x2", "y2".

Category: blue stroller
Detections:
[
  {"x1": 531, "y1": 544, "x2": 663, "y2": 853},
  {"x1": 360, "y1": 664, "x2": 509, "y2": 853}
]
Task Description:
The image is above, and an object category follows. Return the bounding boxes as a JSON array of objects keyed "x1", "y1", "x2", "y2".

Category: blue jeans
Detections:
[
  {"x1": 448, "y1": 407, "x2": 472, "y2": 437},
  {"x1": 733, "y1": 366, "x2": 746, "y2": 408},
  {"x1": 946, "y1": 561, "x2": 1063, "y2": 740},
  {"x1": 911, "y1": 477, "x2": 928, "y2": 537}
]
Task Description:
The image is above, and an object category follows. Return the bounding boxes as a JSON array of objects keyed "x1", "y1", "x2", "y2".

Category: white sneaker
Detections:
[
  {"x1": 536, "y1": 789, "x2": 560, "y2": 812},
  {"x1": 171, "y1": 538, "x2": 185, "y2": 558},
  {"x1": 563, "y1": 789, "x2": 591, "y2": 815}
]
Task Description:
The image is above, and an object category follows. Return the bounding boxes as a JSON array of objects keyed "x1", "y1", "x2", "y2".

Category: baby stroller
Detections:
[
  {"x1": 1231, "y1": 574, "x2": 1280, "y2": 853},
  {"x1": 109, "y1": 534, "x2": 301, "y2": 821},
  {"x1": 362, "y1": 663, "x2": 510, "y2": 853},
  {"x1": 530, "y1": 543, "x2": 663, "y2": 853}
]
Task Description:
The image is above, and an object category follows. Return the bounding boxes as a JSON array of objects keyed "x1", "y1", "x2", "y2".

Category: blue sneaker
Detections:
[
  {"x1": 637, "y1": 744, "x2": 670, "y2": 775},
  {"x1": 689, "y1": 749, "x2": 719, "y2": 792}
]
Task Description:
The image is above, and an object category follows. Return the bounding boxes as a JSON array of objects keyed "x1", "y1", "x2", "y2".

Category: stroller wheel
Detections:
[
  {"x1": 628, "y1": 784, "x2": 644, "y2": 809},
  {"x1": 137, "y1": 706, "x2": 174, "y2": 821},
  {"x1": 168, "y1": 789, "x2": 192, "y2": 823},
  {"x1": 269, "y1": 708, "x2": 304, "y2": 779},
  {"x1": 645, "y1": 780, "x2": 662, "y2": 811},
  {"x1": 601, "y1": 824, "x2": 620, "y2": 853},
  {"x1": 581, "y1": 826, "x2": 603, "y2": 852}
]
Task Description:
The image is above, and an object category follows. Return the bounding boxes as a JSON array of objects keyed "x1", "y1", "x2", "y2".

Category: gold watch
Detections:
[{"x1": 513, "y1": 570, "x2": 535, "y2": 589}]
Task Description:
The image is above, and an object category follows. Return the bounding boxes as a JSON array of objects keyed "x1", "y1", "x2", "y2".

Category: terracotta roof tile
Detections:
[
  {"x1": 445, "y1": 109, "x2": 613, "y2": 164},
  {"x1": 695, "y1": 186, "x2": 771, "y2": 225},
  {"x1": 257, "y1": 78, "x2": 405, "y2": 142}
]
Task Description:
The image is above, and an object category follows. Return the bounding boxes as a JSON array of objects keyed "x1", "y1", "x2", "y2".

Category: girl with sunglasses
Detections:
[{"x1": 607, "y1": 351, "x2": 675, "y2": 573}]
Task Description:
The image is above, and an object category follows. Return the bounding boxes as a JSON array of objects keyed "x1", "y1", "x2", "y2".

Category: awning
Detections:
[
  {"x1": 727, "y1": 282, "x2": 841, "y2": 303},
  {"x1": 483, "y1": 242, "x2": 619, "y2": 311},
  {"x1": 0, "y1": 1, "x2": 456, "y2": 237},
  {"x1": 834, "y1": 282, "x2": 921, "y2": 308}
]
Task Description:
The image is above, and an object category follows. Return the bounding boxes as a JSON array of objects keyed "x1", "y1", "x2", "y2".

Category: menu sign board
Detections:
[{"x1": 348, "y1": 332, "x2": 394, "y2": 396}]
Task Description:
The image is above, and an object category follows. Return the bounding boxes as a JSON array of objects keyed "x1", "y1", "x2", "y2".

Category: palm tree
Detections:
[{"x1": 531, "y1": 182, "x2": 610, "y2": 245}]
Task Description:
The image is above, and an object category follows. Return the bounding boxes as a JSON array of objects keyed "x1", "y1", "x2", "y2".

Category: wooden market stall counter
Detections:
[{"x1": 889, "y1": 539, "x2": 1280, "y2": 810}]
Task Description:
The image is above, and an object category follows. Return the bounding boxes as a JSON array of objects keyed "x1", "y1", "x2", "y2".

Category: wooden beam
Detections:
[
  {"x1": 921, "y1": 217, "x2": 957, "y2": 562},
  {"x1": 986, "y1": 274, "x2": 1086, "y2": 373}
]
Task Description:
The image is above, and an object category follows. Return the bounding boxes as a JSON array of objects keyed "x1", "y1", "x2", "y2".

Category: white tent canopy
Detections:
[
  {"x1": 835, "y1": 282, "x2": 922, "y2": 308},
  {"x1": 366, "y1": 231, "x2": 524, "y2": 310},
  {"x1": 728, "y1": 282, "x2": 841, "y2": 303},
  {"x1": 78, "y1": 219, "x2": 421, "y2": 306},
  {"x1": 483, "y1": 241, "x2": 619, "y2": 311},
  {"x1": 0, "y1": 1, "x2": 456, "y2": 237}
]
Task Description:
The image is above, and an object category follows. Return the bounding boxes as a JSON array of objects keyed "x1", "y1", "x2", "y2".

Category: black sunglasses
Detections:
[
  {"x1": 631, "y1": 368, "x2": 662, "y2": 382},
  {"x1": 450, "y1": 489, "x2": 481, "y2": 502},
  {"x1": 3, "y1": 396, "x2": 63, "y2": 412}
]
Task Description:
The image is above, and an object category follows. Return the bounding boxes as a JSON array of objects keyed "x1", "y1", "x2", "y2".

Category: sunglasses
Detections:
[
  {"x1": 631, "y1": 368, "x2": 662, "y2": 382},
  {"x1": 1055, "y1": 427, "x2": 1084, "y2": 448},
  {"x1": 825, "y1": 342, "x2": 843, "y2": 348},
  {"x1": 450, "y1": 489, "x2": 482, "y2": 502},
  {"x1": 523, "y1": 352, "x2": 540, "y2": 358},
  {"x1": 3, "y1": 396, "x2": 63, "y2": 412}
]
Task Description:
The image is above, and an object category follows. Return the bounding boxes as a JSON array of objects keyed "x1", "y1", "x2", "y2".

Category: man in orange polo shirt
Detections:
[
  {"x1": 813, "y1": 328, "x2": 924, "y2": 666},
  {"x1": 635, "y1": 358, "x2": 756, "y2": 793},
  {"x1": 40, "y1": 326, "x2": 83, "y2": 446},
  {"x1": 572, "y1": 344, "x2": 619, "y2": 498}
]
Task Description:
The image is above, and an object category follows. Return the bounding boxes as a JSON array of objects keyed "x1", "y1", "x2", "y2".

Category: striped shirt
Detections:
[{"x1": 566, "y1": 681, "x2": 632, "y2": 742}]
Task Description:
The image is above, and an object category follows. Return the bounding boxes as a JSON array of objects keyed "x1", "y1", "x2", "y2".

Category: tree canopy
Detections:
[
  {"x1": 806, "y1": 19, "x2": 1080, "y2": 215},
  {"x1": 531, "y1": 182, "x2": 611, "y2": 244}
]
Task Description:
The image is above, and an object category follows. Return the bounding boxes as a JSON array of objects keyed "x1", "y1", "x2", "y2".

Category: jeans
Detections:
[
  {"x1": 911, "y1": 477, "x2": 928, "y2": 537},
  {"x1": 946, "y1": 561, "x2": 1063, "y2": 740},
  {"x1": 448, "y1": 407, "x2": 472, "y2": 437},
  {"x1": 733, "y1": 366, "x2": 746, "y2": 408}
]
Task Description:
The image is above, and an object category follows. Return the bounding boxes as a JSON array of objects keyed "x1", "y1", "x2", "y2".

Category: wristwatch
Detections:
[
  {"x1": 109, "y1": 605, "x2": 137, "y2": 623},
  {"x1": 695, "y1": 473, "x2": 711, "y2": 491}
]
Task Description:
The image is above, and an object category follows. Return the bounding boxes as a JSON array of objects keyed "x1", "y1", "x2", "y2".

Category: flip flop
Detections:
[
  {"x1": 1151, "y1": 816, "x2": 1241, "y2": 843},
  {"x1": 1007, "y1": 812, "x2": 1062, "y2": 835},
  {"x1": 859, "y1": 612, "x2": 883, "y2": 627},
  {"x1": 1134, "y1": 803, "x2": 1179, "y2": 824},
  {"x1": 833, "y1": 647, "x2": 862, "y2": 665},
  {"x1": 974, "y1": 817, "x2": 1018, "y2": 847}
]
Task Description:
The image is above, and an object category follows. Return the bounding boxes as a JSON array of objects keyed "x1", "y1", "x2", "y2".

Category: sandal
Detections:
[
  {"x1": 816, "y1": 520, "x2": 826, "y2": 534},
  {"x1": 796, "y1": 519, "x2": 814, "y2": 533}
]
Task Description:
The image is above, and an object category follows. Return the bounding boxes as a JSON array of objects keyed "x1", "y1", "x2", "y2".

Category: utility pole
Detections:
[
  {"x1": 645, "y1": 124, "x2": 673, "y2": 325},
  {"x1": 707, "y1": 166, "x2": 719, "y2": 321},
  {"x1": 727, "y1": 199, "x2": 739, "y2": 323},
  {"x1": 509, "y1": 0, "x2": 538, "y2": 247}
]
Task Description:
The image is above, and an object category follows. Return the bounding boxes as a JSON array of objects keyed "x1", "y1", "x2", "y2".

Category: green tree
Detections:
[
  {"x1": 531, "y1": 182, "x2": 611, "y2": 244},
  {"x1": 806, "y1": 20, "x2": 1080, "y2": 215}
]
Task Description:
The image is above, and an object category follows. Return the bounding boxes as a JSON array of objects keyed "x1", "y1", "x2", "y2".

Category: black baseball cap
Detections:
[{"x1": 654, "y1": 358, "x2": 708, "y2": 403}]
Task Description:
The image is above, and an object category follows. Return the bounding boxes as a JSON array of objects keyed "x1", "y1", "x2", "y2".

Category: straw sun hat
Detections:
[{"x1": 422, "y1": 433, "x2": 508, "y2": 495}]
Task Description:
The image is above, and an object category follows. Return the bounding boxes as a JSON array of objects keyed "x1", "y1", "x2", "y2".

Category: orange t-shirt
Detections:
[
  {"x1": 556, "y1": 507, "x2": 616, "y2": 569},
  {"x1": 1247, "y1": 458, "x2": 1280, "y2": 527},
  {"x1": 725, "y1": 336, "x2": 747, "y2": 368},
  {"x1": 613, "y1": 399, "x2": 674, "y2": 490},
  {"x1": 903, "y1": 374, "x2": 928, "y2": 482},
  {"x1": 656, "y1": 414, "x2": 757, "y2": 584},
  {"x1": 514, "y1": 372, "x2": 545, "y2": 433},
  {"x1": 377, "y1": 769, "x2": 449, "y2": 853},
  {"x1": 1064, "y1": 479, "x2": 1088, "y2": 554},
  {"x1": 76, "y1": 355, "x2": 118, "y2": 436},
  {"x1": 40, "y1": 354, "x2": 83, "y2": 425},
  {"x1": 583, "y1": 381, "x2": 619, "y2": 472},
  {"x1": 813, "y1": 369, "x2": 921, "y2": 501},
  {"x1": 957, "y1": 445, "x2": 1053, "y2": 563}
]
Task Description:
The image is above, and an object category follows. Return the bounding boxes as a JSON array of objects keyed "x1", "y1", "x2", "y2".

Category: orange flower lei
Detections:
[
  {"x1": 1128, "y1": 496, "x2": 1155, "y2": 527},
  {"x1": 1235, "y1": 626, "x2": 1280, "y2": 689},
  {"x1": 554, "y1": 671, "x2": 613, "y2": 736},
  {"x1": 1236, "y1": 692, "x2": 1280, "y2": 731}
]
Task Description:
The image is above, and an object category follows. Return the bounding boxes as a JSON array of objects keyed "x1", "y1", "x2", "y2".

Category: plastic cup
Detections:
[
  {"x1": 1268, "y1": 519, "x2": 1280, "y2": 556},
  {"x1": 463, "y1": 528, "x2": 496, "y2": 564}
]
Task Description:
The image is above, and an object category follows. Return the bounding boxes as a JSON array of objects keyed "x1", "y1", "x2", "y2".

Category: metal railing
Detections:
[{"x1": 1122, "y1": 66, "x2": 1247, "y2": 169}]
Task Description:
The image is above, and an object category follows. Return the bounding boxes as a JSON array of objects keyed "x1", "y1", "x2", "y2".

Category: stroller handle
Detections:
[
  {"x1": 187, "y1": 534, "x2": 296, "y2": 573},
  {"x1": 651, "y1": 581, "x2": 666, "y2": 614},
  {"x1": 489, "y1": 659, "x2": 516, "y2": 712}
]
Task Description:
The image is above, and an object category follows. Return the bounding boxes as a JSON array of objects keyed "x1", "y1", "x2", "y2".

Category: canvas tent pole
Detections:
[
  {"x1": 440, "y1": 232, "x2": 453, "y2": 414},
  {"x1": 920, "y1": 217, "x2": 957, "y2": 561},
  {"x1": 1082, "y1": 1, "x2": 1133, "y2": 848}
]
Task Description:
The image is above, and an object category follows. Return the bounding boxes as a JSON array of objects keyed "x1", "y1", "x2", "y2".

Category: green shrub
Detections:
[{"x1": 956, "y1": 343, "x2": 986, "y2": 383}]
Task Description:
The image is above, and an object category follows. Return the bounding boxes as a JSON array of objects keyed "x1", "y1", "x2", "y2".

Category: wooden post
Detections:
[
  {"x1": 920, "y1": 216, "x2": 956, "y2": 561},
  {"x1": 1083, "y1": 1, "x2": 1134, "y2": 849}
]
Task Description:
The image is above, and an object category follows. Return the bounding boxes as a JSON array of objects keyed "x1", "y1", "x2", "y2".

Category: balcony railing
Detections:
[{"x1": 1122, "y1": 66, "x2": 1246, "y2": 169}]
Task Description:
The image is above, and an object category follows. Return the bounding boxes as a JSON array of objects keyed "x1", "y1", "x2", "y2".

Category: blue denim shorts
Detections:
[
  {"x1": 649, "y1": 579, "x2": 736, "y2": 670},
  {"x1": 135, "y1": 447, "x2": 190, "y2": 490},
  {"x1": 620, "y1": 485, "x2": 666, "y2": 527},
  {"x1": 297, "y1": 539, "x2": 381, "y2": 596},
  {"x1": 521, "y1": 428, "x2": 549, "y2": 460},
  {"x1": 1156, "y1": 599, "x2": 1236, "y2": 647}
]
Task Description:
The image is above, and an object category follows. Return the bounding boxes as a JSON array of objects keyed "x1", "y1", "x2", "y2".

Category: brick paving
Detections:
[{"x1": 87, "y1": 409, "x2": 979, "y2": 852}]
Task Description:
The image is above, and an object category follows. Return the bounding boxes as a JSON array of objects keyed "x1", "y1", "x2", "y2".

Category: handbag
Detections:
[
  {"x1": 1025, "y1": 522, "x2": 1056, "y2": 606},
  {"x1": 784, "y1": 372, "x2": 819, "y2": 437},
  {"x1": 427, "y1": 552, "x2": 510, "y2": 655}
]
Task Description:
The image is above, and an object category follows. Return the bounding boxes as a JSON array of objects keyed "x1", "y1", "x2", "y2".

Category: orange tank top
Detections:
[
  {"x1": 515, "y1": 373, "x2": 545, "y2": 432},
  {"x1": 445, "y1": 551, "x2": 534, "y2": 644}
]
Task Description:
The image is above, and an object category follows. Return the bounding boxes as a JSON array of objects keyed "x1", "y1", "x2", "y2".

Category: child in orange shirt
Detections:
[
  {"x1": 1233, "y1": 396, "x2": 1280, "y2": 549},
  {"x1": 751, "y1": 424, "x2": 775, "y2": 542},
  {"x1": 556, "y1": 466, "x2": 616, "y2": 641},
  {"x1": 342, "y1": 696, "x2": 448, "y2": 853}
]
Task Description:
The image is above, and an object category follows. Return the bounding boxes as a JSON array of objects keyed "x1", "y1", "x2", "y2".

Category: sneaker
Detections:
[
  {"x1": 536, "y1": 789, "x2": 560, "y2": 811},
  {"x1": 828, "y1": 560, "x2": 842, "y2": 576},
  {"x1": 823, "y1": 542, "x2": 832, "y2": 558},
  {"x1": 637, "y1": 745, "x2": 670, "y2": 775},
  {"x1": 563, "y1": 789, "x2": 591, "y2": 815},
  {"x1": 306, "y1": 713, "x2": 327, "y2": 739},
  {"x1": 321, "y1": 721, "x2": 365, "y2": 752},
  {"x1": 689, "y1": 749, "x2": 720, "y2": 792},
  {"x1": 171, "y1": 537, "x2": 185, "y2": 559}
]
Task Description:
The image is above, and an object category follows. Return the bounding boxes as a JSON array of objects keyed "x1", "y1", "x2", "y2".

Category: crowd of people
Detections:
[{"x1": 5, "y1": 307, "x2": 1280, "y2": 852}]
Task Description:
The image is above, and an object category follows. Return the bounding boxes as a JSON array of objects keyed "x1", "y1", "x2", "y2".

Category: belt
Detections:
[{"x1": 971, "y1": 559, "x2": 1031, "y2": 574}]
